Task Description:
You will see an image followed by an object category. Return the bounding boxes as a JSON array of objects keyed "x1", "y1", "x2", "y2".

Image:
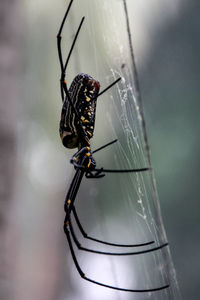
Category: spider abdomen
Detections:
[{"x1": 59, "y1": 73, "x2": 100, "y2": 149}]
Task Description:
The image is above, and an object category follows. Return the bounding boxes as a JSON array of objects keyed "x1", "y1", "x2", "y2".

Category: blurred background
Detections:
[{"x1": 1, "y1": 0, "x2": 199, "y2": 299}]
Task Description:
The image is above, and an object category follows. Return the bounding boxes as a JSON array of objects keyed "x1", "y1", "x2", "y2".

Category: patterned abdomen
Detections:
[{"x1": 59, "y1": 73, "x2": 100, "y2": 149}]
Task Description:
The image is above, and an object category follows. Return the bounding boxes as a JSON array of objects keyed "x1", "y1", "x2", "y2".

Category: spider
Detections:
[{"x1": 57, "y1": 0, "x2": 170, "y2": 292}]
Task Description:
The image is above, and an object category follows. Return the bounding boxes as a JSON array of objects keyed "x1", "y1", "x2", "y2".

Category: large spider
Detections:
[{"x1": 57, "y1": 0, "x2": 170, "y2": 292}]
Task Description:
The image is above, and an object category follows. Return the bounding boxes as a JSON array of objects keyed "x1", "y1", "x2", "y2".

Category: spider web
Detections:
[{"x1": 63, "y1": 1, "x2": 182, "y2": 299}]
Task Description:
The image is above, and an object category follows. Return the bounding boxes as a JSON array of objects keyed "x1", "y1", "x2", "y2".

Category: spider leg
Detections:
[
  {"x1": 63, "y1": 17, "x2": 85, "y2": 75},
  {"x1": 70, "y1": 140, "x2": 150, "y2": 177},
  {"x1": 84, "y1": 276, "x2": 170, "y2": 293},
  {"x1": 64, "y1": 169, "x2": 84, "y2": 213},
  {"x1": 57, "y1": 0, "x2": 74, "y2": 72},
  {"x1": 64, "y1": 150, "x2": 89, "y2": 216},
  {"x1": 59, "y1": 17, "x2": 85, "y2": 103},
  {"x1": 57, "y1": 0, "x2": 74, "y2": 102},
  {"x1": 98, "y1": 77, "x2": 121, "y2": 97},
  {"x1": 86, "y1": 166, "x2": 150, "y2": 178},
  {"x1": 65, "y1": 154, "x2": 158, "y2": 249},
  {"x1": 70, "y1": 139, "x2": 118, "y2": 172},
  {"x1": 64, "y1": 164, "x2": 85, "y2": 215},
  {"x1": 57, "y1": 0, "x2": 85, "y2": 103},
  {"x1": 68, "y1": 140, "x2": 158, "y2": 247},
  {"x1": 94, "y1": 167, "x2": 150, "y2": 173},
  {"x1": 63, "y1": 146, "x2": 169, "y2": 290},
  {"x1": 64, "y1": 218, "x2": 85, "y2": 278},
  {"x1": 70, "y1": 146, "x2": 91, "y2": 165},
  {"x1": 64, "y1": 217, "x2": 170, "y2": 292},
  {"x1": 64, "y1": 174, "x2": 168, "y2": 255},
  {"x1": 71, "y1": 159, "x2": 105, "y2": 178},
  {"x1": 67, "y1": 208, "x2": 168, "y2": 256},
  {"x1": 85, "y1": 170, "x2": 105, "y2": 179},
  {"x1": 69, "y1": 146, "x2": 104, "y2": 178},
  {"x1": 64, "y1": 177, "x2": 170, "y2": 290},
  {"x1": 72, "y1": 205, "x2": 155, "y2": 247},
  {"x1": 92, "y1": 139, "x2": 118, "y2": 154}
]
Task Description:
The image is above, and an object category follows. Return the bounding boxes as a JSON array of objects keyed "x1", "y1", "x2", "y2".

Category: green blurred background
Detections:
[{"x1": 1, "y1": 0, "x2": 199, "y2": 299}]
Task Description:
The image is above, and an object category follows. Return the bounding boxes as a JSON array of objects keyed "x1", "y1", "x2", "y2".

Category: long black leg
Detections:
[
  {"x1": 98, "y1": 77, "x2": 121, "y2": 97},
  {"x1": 94, "y1": 167, "x2": 150, "y2": 173},
  {"x1": 65, "y1": 168, "x2": 85, "y2": 215},
  {"x1": 72, "y1": 206, "x2": 154, "y2": 247},
  {"x1": 64, "y1": 219, "x2": 85, "y2": 277},
  {"x1": 57, "y1": 0, "x2": 74, "y2": 71},
  {"x1": 70, "y1": 144, "x2": 150, "y2": 178},
  {"x1": 63, "y1": 147, "x2": 169, "y2": 290},
  {"x1": 64, "y1": 168, "x2": 83, "y2": 210},
  {"x1": 75, "y1": 164, "x2": 150, "y2": 178},
  {"x1": 70, "y1": 141, "x2": 150, "y2": 175},
  {"x1": 71, "y1": 146, "x2": 91, "y2": 164},
  {"x1": 68, "y1": 211, "x2": 168, "y2": 255},
  {"x1": 71, "y1": 155, "x2": 150, "y2": 175},
  {"x1": 92, "y1": 139, "x2": 118, "y2": 154},
  {"x1": 70, "y1": 140, "x2": 119, "y2": 171},
  {"x1": 64, "y1": 219, "x2": 170, "y2": 292},
  {"x1": 84, "y1": 276, "x2": 170, "y2": 293},
  {"x1": 68, "y1": 159, "x2": 156, "y2": 248},
  {"x1": 63, "y1": 17, "x2": 85, "y2": 75},
  {"x1": 57, "y1": 0, "x2": 85, "y2": 104},
  {"x1": 66, "y1": 145, "x2": 159, "y2": 250},
  {"x1": 60, "y1": 17, "x2": 85, "y2": 103},
  {"x1": 57, "y1": 0, "x2": 74, "y2": 102},
  {"x1": 64, "y1": 157, "x2": 166, "y2": 253},
  {"x1": 66, "y1": 198, "x2": 169, "y2": 256}
]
